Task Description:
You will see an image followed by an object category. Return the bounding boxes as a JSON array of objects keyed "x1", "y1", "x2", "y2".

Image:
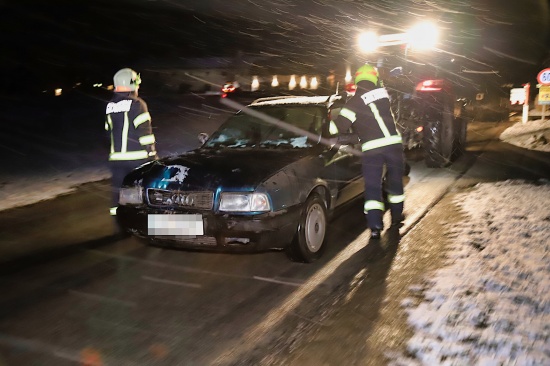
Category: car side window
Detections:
[{"x1": 283, "y1": 107, "x2": 322, "y2": 135}]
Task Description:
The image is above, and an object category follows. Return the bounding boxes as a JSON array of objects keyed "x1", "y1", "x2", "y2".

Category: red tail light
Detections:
[
  {"x1": 222, "y1": 85, "x2": 236, "y2": 93},
  {"x1": 416, "y1": 79, "x2": 444, "y2": 92}
]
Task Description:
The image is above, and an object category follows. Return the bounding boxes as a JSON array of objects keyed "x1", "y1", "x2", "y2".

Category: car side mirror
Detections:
[{"x1": 198, "y1": 132, "x2": 209, "y2": 145}]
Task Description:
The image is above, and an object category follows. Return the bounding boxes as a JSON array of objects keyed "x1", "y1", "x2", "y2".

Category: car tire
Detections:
[
  {"x1": 285, "y1": 194, "x2": 327, "y2": 263},
  {"x1": 423, "y1": 104, "x2": 453, "y2": 168},
  {"x1": 452, "y1": 117, "x2": 467, "y2": 159}
]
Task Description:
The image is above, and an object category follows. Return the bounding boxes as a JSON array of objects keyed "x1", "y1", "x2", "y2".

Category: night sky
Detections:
[{"x1": 1, "y1": 0, "x2": 548, "y2": 94}]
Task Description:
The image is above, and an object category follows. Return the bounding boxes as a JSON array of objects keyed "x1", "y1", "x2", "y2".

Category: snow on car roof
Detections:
[{"x1": 250, "y1": 95, "x2": 342, "y2": 106}]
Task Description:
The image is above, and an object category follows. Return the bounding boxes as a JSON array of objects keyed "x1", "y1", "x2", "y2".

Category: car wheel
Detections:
[
  {"x1": 285, "y1": 194, "x2": 327, "y2": 263},
  {"x1": 423, "y1": 105, "x2": 453, "y2": 168},
  {"x1": 452, "y1": 117, "x2": 467, "y2": 159}
]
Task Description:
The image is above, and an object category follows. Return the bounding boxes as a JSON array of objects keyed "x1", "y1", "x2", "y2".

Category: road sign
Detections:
[
  {"x1": 510, "y1": 88, "x2": 526, "y2": 105},
  {"x1": 538, "y1": 86, "x2": 550, "y2": 105},
  {"x1": 537, "y1": 68, "x2": 550, "y2": 85}
]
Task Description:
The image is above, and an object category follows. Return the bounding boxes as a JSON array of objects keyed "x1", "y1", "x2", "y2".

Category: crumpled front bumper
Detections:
[{"x1": 117, "y1": 204, "x2": 302, "y2": 252}]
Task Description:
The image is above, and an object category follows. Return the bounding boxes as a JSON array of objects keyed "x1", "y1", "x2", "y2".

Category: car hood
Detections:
[{"x1": 124, "y1": 147, "x2": 319, "y2": 191}]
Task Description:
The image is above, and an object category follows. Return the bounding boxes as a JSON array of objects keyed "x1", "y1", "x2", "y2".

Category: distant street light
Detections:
[
  {"x1": 299, "y1": 76, "x2": 308, "y2": 89},
  {"x1": 310, "y1": 77, "x2": 318, "y2": 89},
  {"x1": 345, "y1": 68, "x2": 352, "y2": 83},
  {"x1": 251, "y1": 76, "x2": 259, "y2": 91},
  {"x1": 289, "y1": 75, "x2": 297, "y2": 90}
]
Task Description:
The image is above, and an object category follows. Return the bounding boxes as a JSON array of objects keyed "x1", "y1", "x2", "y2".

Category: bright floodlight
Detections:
[
  {"x1": 358, "y1": 31, "x2": 378, "y2": 53},
  {"x1": 408, "y1": 22, "x2": 438, "y2": 50}
]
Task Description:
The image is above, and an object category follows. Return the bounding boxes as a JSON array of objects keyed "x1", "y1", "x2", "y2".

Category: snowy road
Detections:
[{"x1": 1, "y1": 90, "x2": 549, "y2": 365}]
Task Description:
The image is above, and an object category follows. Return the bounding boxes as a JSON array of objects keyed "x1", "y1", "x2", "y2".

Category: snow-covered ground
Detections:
[
  {"x1": 1, "y1": 113, "x2": 549, "y2": 364},
  {"x1": 389, "y1": 117, "x2": 550, "y2": 365},
  {"x1": 500, "y1": 117, "x2": 550, "y2": 152},
  {"x1": 393, "y1": 180, "x2": 550, "y2": 366}
]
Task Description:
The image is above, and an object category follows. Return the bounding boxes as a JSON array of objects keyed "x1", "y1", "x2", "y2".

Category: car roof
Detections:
[{"x1": 249, "y1": 94, "x2": 344, "y2": 107}]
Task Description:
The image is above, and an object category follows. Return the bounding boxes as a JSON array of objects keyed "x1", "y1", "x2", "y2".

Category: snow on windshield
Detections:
[{"x1": 251, "y1": 95, "x2": 342, "y2": 106}]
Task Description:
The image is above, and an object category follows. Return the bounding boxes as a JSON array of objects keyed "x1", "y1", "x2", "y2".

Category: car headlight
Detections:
[
  {"x1": 119, "y1": 186, "x2": 143, "y2": 205},
  {"x1": 219, "y1": 192, "x2": 271, "y2": 212}
]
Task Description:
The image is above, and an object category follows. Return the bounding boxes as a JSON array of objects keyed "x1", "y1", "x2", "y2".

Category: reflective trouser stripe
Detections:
[
  {"x1": 364, "y1": 200, "x2": 384, "y2": 213},
  {"x1": 110, "y1": 207, "x2": 117, "y2": 216},
  {"x1": 361, "y1": 135, "x2": 402, "y2": 151},
  {"x1": 109, "y1": 150, "x2": 149, "y2": 160},
  {"x1": 139, "y1": 134, "x2": 156, "y2": 145},
  {"x1": 388, "y1": 194, "x2": 405, "y2": 204}
]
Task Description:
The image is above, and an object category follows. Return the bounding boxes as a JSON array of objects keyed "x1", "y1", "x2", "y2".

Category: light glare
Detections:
[
  {"x1": 408, "y1": 22, "x2": 438, "y2": 50},
  {"x1": 251, "y1": 76, "x2": 259, "y2": 91},
  {"x1": 289, "y1": 75, "x2": 296, "y2": 90},
  {"x1": 358, "y1": 31, "x2": 378, "y2": 53}
]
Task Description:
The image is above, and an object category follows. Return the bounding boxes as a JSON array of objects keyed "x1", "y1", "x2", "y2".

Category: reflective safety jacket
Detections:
[
  {"x1": 105, "y1": 92, "x2": 157, "y2": 161},
  {"x1": 331, "y1": 83, "x2": 401, "y2": 152}
]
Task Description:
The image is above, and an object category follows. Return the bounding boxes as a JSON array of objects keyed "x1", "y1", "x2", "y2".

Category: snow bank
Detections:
[
  {"x1": 500, "y1": 118, "x2": 550, "y2": 152},
  {"x1": 0, "y1": 167, "x2": 109, "y2": 212},
  {"x1": 393, "y1": 180, "x2": 550, "y2": 365}
]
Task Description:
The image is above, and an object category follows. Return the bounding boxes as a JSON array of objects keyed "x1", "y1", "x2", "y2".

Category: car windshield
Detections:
[{"x1": 203, "y1": 105, "x2": 325, "y2": 149}]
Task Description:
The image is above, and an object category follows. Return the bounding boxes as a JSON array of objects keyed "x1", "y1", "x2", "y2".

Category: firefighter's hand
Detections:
[
  {"x1": 328, "y1": 137, "x2": 340, "y2": 149},
  {"x1": 337, "y1": 133, "x2": 359, "y2": 145}
]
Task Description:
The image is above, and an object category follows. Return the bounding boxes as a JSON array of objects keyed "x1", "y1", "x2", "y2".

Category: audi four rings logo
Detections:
[{"x1": 172, "y1": 193, "x2": 194, "y2": 206}]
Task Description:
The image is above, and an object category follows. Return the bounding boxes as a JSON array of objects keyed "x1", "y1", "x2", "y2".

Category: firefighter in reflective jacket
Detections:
[
  {"x1": 105, "y1": 68, "x2": 157, "y2": 219},
  {"x1": 330, "y1": 64, "x2": 405, "y2": 239}
]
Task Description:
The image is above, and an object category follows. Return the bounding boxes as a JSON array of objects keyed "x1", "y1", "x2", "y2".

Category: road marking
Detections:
[
  {"x1": 68, "y1": 290, "x2": 136, "y2": 307},
  {"x1": 88, "y1": 250, "x2": 251, "y2": 279},
  {"x1": 212, "y1": 229, "x2": 371, "y2": 365},
  {"x1": 142, "y1": 275, "x2": 202, "y2": 288},
  {"x1": 253, "y1": 276, "x2": 303, "y2": 287}
]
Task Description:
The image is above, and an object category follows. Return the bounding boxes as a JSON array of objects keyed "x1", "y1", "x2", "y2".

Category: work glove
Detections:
[{"x1": 335, "y1": 133, "x2": 359, "y2": 145}]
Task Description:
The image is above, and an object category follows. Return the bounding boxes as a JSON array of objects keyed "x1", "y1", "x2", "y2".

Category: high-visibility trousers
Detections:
[{"x1": 361, "y1": 144, "x2": 405, "y2": 230}]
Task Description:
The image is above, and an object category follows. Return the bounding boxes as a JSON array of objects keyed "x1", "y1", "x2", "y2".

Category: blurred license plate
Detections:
[{"x1": 148, "y1": 214, "x2": 204, "y2": 237}]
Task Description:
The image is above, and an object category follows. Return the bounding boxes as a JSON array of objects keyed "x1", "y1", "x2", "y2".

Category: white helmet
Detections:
[{"x1": 113, "y1": 68, "x2": 141, "y2": 92}]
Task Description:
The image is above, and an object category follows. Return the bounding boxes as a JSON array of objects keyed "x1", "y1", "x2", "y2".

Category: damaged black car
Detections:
[{"x1": 117, "y1": 94, "x2": 365, "y2": 262}]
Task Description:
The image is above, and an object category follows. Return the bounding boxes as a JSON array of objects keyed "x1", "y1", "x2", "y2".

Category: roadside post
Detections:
[
  {"x1": 522, "y1": 83, "x2": 530, "y2": 124},
  {"x1": 536, "y1": 68, "x2": 550, "y2": 122}
]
